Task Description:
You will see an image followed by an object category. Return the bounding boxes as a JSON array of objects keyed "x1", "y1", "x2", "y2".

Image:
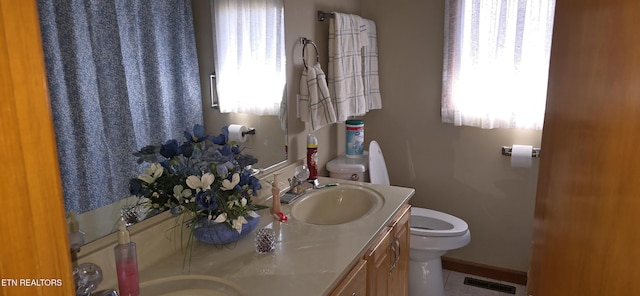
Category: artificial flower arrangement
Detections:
[{"x1": 128, "y1": 124, "x2": 268, "y2": 242}]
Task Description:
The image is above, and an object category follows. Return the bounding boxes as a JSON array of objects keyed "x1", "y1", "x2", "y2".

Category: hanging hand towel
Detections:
[
  {"x1": 298, "y1": 63, "x2": 337, "y2": 131},
  {"x1": 328, "y1": 12, "x2": 368, "y2": 122},
  {"x1": 362, "y1": 18, "x2": 382, "y2": 111}
]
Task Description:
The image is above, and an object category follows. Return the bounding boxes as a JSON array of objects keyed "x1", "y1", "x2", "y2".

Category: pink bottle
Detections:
[{"x1": 114, "y1": 219, "x2": 140, "y2": 296}]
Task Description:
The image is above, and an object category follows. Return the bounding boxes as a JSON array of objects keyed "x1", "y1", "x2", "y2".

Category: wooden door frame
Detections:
[{"x1": 0, "y1": 1, "x2": 74, "y2": 295}]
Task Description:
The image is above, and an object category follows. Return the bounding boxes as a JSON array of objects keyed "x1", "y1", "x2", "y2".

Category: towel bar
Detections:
[{"x1": 317, "y1": 11, "x2": 335, "y2": 21}]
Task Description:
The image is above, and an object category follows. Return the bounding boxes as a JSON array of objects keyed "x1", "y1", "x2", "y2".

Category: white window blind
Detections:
[
  {"x1": 212, "y1": 0, "x2": 285, "y2": 116},
  {"x1": 441, "y1": 0, "x2": 555, "y2": 130}
]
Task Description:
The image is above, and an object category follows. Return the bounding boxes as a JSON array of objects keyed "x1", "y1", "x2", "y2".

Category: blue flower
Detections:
[
  {"x1": 195, "y1": 191, "x2": 218, "y2": 211},
  {"x1": 211, "y1": 126, "x2": 229, "y2": 145},
  {"x1": 216, "y1": 161, "x2": 234, "y2": 177},
  {"x1": 239, "y1": 171, "x2": 262, "y2": 196},
  {"x1": 239, "y1": 171, "x2": 252, "y2": 186},
  {"x1": 184, "y1": 124, "x2": 208, "y2": 143},
  {"x1": 218, "y1": 144, "x2": 233, "y2": 160},
  {"x1": 160, "y1": 139, "x2": 179, "y2": 158},
  {"x1": 250, "y1": 177, "x2": 262, "y2": 195},
  {"x1": 129, "y1": 179, "x2": 142, "y2": 195},
  {"x1": 211, "y1": 134, "x2": 226, "y2": 145},
  {"x1": 179, "y1": 142, "x2": 194, "y2": 157},
  {"x1": 237, "y1": 153, "x2": 258, "y2": 169}
]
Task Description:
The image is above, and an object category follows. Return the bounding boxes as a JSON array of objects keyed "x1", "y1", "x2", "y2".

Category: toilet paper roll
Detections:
[
  {"x1": 511, "y1": 145, "x2": 533, "y2": 168},
  {"x1": 228, "y1": 124, "x2": 248, "y2": 143}
]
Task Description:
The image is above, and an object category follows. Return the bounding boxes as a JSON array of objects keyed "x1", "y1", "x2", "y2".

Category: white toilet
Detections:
[{"x1": 327, "y1": 141, "x2": 471, "y2": 296}]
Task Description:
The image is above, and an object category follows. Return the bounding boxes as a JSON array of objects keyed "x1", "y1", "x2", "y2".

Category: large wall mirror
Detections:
[{"x1": 37, "y1": 0, "x2": 287, "y2": 244}]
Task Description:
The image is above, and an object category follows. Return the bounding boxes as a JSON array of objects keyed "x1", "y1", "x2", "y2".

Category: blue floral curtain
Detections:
[{"x1": 37, "y1": 0, "x2": 203, "y2": 214}]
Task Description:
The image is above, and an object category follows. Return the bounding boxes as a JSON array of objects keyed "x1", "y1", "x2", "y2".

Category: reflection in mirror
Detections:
[
  {"x1": 37, "y1": 0, "x2": 287, "y2": 245},
  {"x1": 211, "y1": 0, "x2": 286, "y2": 116},
  {"x1": 193, "y1": 0, "x2": 287, "y2": 173}
]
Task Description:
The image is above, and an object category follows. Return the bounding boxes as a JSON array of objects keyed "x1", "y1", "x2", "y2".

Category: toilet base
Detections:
[{"x1": 409, "y1": 256, "x2": 445, "y2": 296}]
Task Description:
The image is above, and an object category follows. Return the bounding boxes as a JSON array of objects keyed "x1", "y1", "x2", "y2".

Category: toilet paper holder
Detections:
[
  {"x1": 501, "y1": 146, "x2": 541, "y2": 157},
  {"x1": 242, "y1": 128, "x2": 256, "y2": 136}
]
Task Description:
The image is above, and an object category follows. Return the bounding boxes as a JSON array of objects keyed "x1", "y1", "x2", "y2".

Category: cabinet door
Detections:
[
  {"x1": 365, "y1": 203, "x2": 411, "y2": 296},
  {"x1": 330, "y1": 259, "x2": 368, "y2": 296},
  {"x1": 366, "y1": 226, "x2": 393, "y2": 296},
  {"x1": 388, "y1": 204, "x2": 410, "y2": 296}
]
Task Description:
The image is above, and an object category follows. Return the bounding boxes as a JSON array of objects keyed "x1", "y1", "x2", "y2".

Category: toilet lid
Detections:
[
  {"x1": 410, "y1": 207, "x2": 469, "y2": 237},
  {"x1": 368, "y1": 141, "x2": 390, "y2": 185}
]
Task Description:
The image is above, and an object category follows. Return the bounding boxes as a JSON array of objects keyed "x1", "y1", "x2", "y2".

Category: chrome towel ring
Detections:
[{"x1": 301, "y1": 37, "x2": 319, "y2": 69}]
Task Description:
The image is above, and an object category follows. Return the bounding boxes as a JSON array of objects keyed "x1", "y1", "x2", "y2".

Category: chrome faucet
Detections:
[
  {"x1": 287, "y1": 175, "x2": 308, "y2": 194},
  {"x1": 287, "y1": 165, "x2": 311, "y2": 194},
  {"x1": 68, "y1": 213, "x2": 119, "y2": 296},
  {"x1": 74, "y1": 262, "x2": 119, "y2": 296},
  {"x1": 287, "y1": 165, "x2": 339, "y2": 193}
]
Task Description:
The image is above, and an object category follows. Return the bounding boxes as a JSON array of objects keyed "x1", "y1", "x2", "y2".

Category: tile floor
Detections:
[{"x1": 442, "y1": 269, "x2": 528, "y2": 296}]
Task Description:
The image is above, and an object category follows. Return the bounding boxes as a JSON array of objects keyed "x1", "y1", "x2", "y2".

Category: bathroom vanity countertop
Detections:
[{"x1": 137, "y1": 177, "x2": 414, "y2": 295}]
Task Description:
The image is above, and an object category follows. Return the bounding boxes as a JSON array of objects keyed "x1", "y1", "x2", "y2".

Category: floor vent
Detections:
[{"x1": 463, "y1": 277, "x2": 516, "y2": 294}]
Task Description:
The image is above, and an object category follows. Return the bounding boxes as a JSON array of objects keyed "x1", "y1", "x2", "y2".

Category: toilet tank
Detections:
[{"x1": 326, "y1": 153, "x2": 369, "y2": 182}]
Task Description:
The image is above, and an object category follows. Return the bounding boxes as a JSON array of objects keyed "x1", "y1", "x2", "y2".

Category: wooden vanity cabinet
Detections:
[
  {"x1": 365, "y1": 225, "x2": 393, "y2": 295},
  {"x1": 330, "y1": 203, "x2": 411, "y2": 296},
  {"x1": 330, "y1": 259, "x2": 368, "y2": 296},
  {"x1": 387, "y1": 203, "x2": 410, "y2": 295},
  {"x1": 366, "y1": 203, "x2": 411, "y2": 296}
]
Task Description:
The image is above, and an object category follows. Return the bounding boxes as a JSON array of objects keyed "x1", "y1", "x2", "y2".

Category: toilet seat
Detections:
[
  {"x1": 410, "y1": 207, "x2": 468, "y2": 237},
  {"x1": 368, "y1": 141, "x2": 390, "y2": 185}
]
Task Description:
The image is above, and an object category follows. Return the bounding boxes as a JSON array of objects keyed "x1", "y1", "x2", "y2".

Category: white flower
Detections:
[
  {"x1": 221, "y1": 173, "x2": 240, "y2": 191},
  {"x1": 231, "y1": 216, "x2": 248, "y2": 233},
  {"x1": 186, "y1": 173, "x2": 215, "y2": 192},
  {"x1": 213, "y1": 213, "x2": 227, "y2": 223},
  {"x1": 247, "y1": 211, "x2": 260, "y2": 218},
  {"x1": 173, "y1": 185, "x2": 192, "y2": 202},
  {"x1": 138, "y1": 163, "x2": 163, "y2": 184}
]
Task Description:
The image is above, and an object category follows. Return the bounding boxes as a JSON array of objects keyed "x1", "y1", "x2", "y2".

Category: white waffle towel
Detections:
[
  {"x1": 298, "y1": 62, "x2": 337, "y2": 131},
  {"x1": 328, "y1": 13, "x2": 368, "y2": 122},
  {"x1": 362, "y1": 18, "x2": 382, "y2": 111}
]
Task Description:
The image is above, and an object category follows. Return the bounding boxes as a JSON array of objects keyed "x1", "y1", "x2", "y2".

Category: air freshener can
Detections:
[
  {"x1": 307, "y1": 134, "x2": 318, "y2": 180},
  {"x1": 345, "y1": 119, "x2": 364, "y2": 158}
]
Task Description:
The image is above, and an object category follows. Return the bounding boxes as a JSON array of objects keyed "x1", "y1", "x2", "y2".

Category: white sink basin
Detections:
[
  {"x1": 139, "y1": 275, "x2": 245, "y2": 296},
  {"x1": 291, "y1": 184, "x2": 384, "y2": 225}
]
